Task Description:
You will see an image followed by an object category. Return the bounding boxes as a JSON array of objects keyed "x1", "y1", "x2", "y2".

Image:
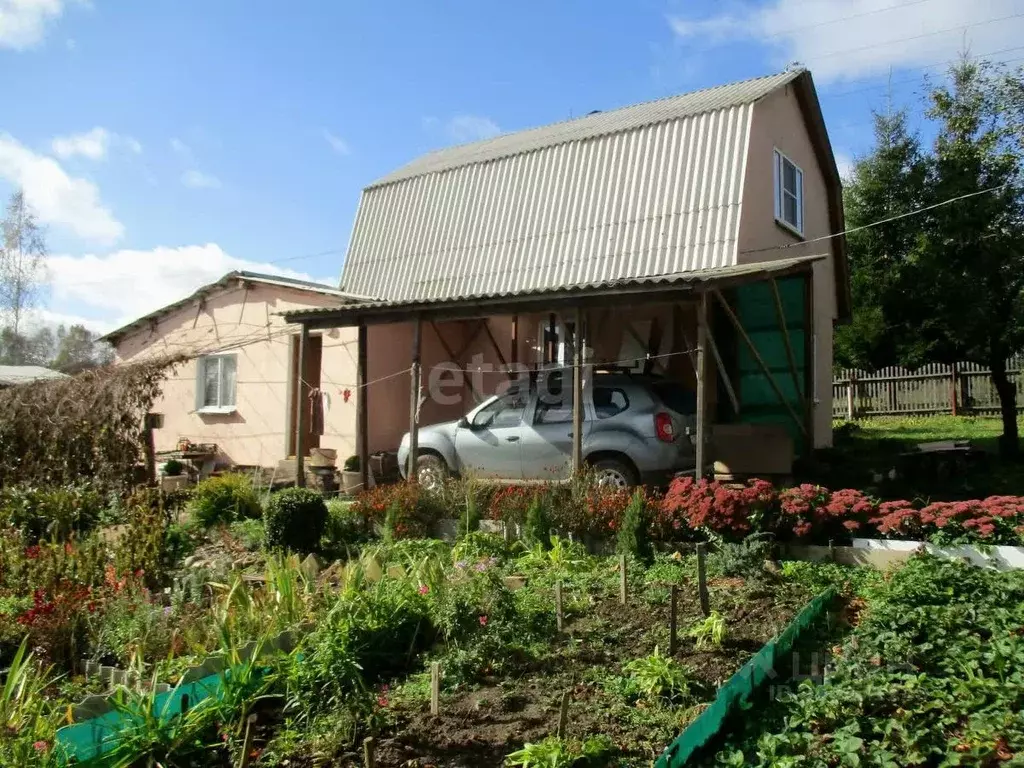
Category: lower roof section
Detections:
[{"x1": 282, "y1": 255, "x2": 824, "y2": 329}]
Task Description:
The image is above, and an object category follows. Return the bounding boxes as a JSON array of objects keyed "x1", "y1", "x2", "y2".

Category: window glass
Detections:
[
  {"x1": 474, "y1": 390, "x2": 526, "y2": 428},
  {"x1": 593, "y1": 387, "x2": 629, "y2": 419},
  {"x1": 774, "y1": 149, "x2": 804, "y2": 233},
  {"x1": 535, "y1": 379, "x2": 574, "y2": 424},
  {"x1": 198, "y1": 355, "x2": 237, "y2": 409}
]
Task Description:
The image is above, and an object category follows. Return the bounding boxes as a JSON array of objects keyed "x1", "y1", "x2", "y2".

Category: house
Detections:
[
  {"x1": 283, "y1": 67, "x2": 850, "y2": 485},
  {"x1": 102, "y1": 271, "x2": 372, "y2": 471},
  {"x1": 0, "y1": 365, "x2": 68, "y2": 389}
]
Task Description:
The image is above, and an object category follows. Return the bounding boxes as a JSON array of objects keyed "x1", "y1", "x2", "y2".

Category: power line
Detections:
[{"x1": 740, "y1": 183, "x2": 1010, "y2": 256}]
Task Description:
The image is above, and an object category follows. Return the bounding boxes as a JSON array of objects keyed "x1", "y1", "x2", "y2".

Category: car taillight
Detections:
[{"x1": 654, "y1": 412, "x2": 675, "y2": 442}]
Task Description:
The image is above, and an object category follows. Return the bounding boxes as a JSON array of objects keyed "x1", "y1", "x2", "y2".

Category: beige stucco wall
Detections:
[
  {"x1": 115, "y1": 282, "x2": 361, "y2": 467},
  {"x1": 740, "y1": 83, "x2": 839, "y2": 447}
]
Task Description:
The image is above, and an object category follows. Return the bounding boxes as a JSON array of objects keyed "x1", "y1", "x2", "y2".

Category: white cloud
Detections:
[
  {"x1": 0, "y1": 133, "x2": 124, "y2": 244},
  {"x1": 445, "y1": 115, "x2": 502, "y2": 143},
  {"x1": 51, "y1": 127, "x2": 141, "y2": 160},
  {"x1": 668, "y1": 0, "x2": 1024, "y2": 83},
  {"x1": 0, "y1": 0, "x2": 66, "y2": 50},
  {"x1": 46, "y1": 244, "x2": 331, "y2": 329},
  {"x1": 170, "y1": 137, "x2": 192, "y2": 160},
  {"x1": 181, "y1": 169, "x2": 221, "y2": 189},
  {"x1": 323, "y1": 129, "x2": 351, "y2": 156},
  {"x1": 834, "y1": 150, "x2": 854, "y2": 181}
]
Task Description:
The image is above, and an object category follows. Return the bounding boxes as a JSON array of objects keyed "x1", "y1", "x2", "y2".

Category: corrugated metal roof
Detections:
[
  {"x1": 341, "y1": 69, "x2": 809, "y2": 305},
  {"x1": 290, "y1": 255, "x2": 824, "y2": 324},
  {"x1": 0, "y1": 365, "x2": 69, "y2": 387}
]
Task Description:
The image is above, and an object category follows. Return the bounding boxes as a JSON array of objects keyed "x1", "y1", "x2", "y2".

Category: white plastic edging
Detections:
[{"x1": 851, "y1": 538, "x2": 1024, "y2": 571}]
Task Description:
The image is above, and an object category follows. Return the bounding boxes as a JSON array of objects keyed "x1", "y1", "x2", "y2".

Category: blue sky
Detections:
[{"x1": 1, "y1": 0, "x2": 1022, "y2": 332}]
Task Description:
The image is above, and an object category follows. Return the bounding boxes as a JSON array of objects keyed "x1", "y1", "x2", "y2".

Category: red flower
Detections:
[
  {"x1": 418, "y1": 584, "x2": 429, "y2": 595},
  {"x1": 479, "y1": 615, "x2": 488, "y2": 626},
  {"x1": 33, "y1": 741, "x2": 48, "y2": 752}
]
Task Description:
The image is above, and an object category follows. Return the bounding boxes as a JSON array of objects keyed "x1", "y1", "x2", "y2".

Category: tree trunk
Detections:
[{"x1": 990, "y1": 355, "x2": 1019, "y2": 458}]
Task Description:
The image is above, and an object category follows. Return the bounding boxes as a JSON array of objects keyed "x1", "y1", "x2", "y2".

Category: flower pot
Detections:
[{"x1": 341, "y1": 470, "x2": 364, "y2": 495}]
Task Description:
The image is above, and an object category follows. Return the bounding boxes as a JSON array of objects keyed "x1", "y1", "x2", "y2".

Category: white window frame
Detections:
[
  {"x1": 195, "y1": 354, "x2": 238, "y2": 414},
  {"x1": 773, "y1": 148, "x2": 804, "y2": 236}
]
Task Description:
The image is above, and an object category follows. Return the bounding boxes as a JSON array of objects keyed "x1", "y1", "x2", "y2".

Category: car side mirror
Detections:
[{"x1": 457, "y1": 416, "x2": 470, "y2": 429}]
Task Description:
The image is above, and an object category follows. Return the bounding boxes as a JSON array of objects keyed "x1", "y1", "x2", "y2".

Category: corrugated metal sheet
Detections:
[
  {"x1": 341, "y1": 69, "x2": 806, "y2": 304},
  {"x1": 288, "y1": 255, "x2": 824, "y2": 322}
]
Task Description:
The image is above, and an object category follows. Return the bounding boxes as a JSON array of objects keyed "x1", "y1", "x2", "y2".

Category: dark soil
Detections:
[{"x1": 358, "y1": 576, "x2": 810, "y2": 768}]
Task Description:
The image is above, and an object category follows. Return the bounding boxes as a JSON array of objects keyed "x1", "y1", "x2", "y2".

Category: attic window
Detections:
[{"x1": 773, "y1": 149, "x2": 804, "y2": 236}]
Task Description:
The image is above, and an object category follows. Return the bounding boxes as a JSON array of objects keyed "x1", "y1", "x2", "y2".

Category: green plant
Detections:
[
  {"x1": 0, "y1": 637, "x2": 66, "y2": 766},
  {"x1": 189, "y1": 473, "x2": 262, "y2": 528},
  {"x1": 0, "y1": 483, "x2": 104, "y2": 543},
  {"x1": 162, "y1": 458, "x2": 184, "y2": 477},
  {"x1": 623, "y1": 646, "x2": 691, "y2": 702},
  {"x1": 264, "y1": 487, "x2": 328, "y2": 554},
  {"x1": 713, "y1": 533, "x2": 776, "y2": 581},
  {"x1": 616, "y1": 488, "x2": 653, "y2": 563},
  {"x1": 323, "y1": 499, "x2": 365, "y2": 552},
  {"x1": 523, "y1": 493, "x2": 551, "y2": 548},
  {"x1": 458, "y1": 479, "x2": 482, "y2": 538},
  {"x1": 343, "y1": 454, "x2": 360, "y2": 472},
  {"x1": 228, "y1": 518, "x2": 265, "y2": 551},
  {"x1": 506, "y1": 734, "x2": 616, "y2": 767},
  {"x1": 688, "y1": 611, "x2": 727, "y2": 650}
]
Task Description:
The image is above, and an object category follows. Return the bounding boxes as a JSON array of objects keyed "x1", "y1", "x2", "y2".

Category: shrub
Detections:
[
  {"x1": 487, "y1": 485, "x2": 535, "y2": 525},
  {"x1": 323, "y1": 499, "x2": 365, "y2": 550},
  {"x1": 162, "y1": 459, "x2": 184, "y2": 477},
  {"x1": 777, "y1": 484, "x2": 831, "y2": 539},
  {"x1": 656, "y1": 477, "x2": 775, "y2": 541},
  {"x1": 523, "y1": 494, "x2": 551, "y2": 548},
  {"x1": 617, "y1": 489, "x2": 653, "y2": 563},
  {"x1": 714, "y1": 533, "x2": 776, "y2": 580},
  {"x1": 228, "y1": 518, "x2": 265, "y2": 551},
  {"x1": 343, "y1": 454, "x2": 360, "y2": 472},
  {"x1": 0, "y1": 483, "x2": 104, "y2": 543},
  {"x1": 350, "y1": 482, "x2": 440, "y2": 540},
  {"x1": 188, "y1": 473, "x2": 262, "y2": 528},
  {"x1": 264, "y1": 487, "x2": 328, "y2": 554}
]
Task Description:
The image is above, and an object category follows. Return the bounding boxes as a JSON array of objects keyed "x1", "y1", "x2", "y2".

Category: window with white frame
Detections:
[
  {"x1": 196, "y1": 354, "x2": 237, "y2": 412},
  {"x1": 773, "y1": 149, "x2": 804, "y2": 235}
]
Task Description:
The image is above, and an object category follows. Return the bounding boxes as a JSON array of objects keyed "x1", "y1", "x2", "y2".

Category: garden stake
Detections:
[
  {"x1": 696, "y1": 543, "x2": 710, "y2": 617},
  {"x1": 237, "y1": 714, "x2": 257, "y2": 768},
  {"x1": 619, "y1": 554, "x2": 628, "y2": 605},
  {"x1": 557, "y1": 691, "x2": 570, "y2": 739},
  {"x1": 555, "y1": 581, "x2": 564, "y2": 632},
  {"x1": 669, "y1": 584, "x2": 679, "y2": 654},
  {"x1": 430, "y1": 661, "x2": 440, "y2": 715},
  {"x1": 828, "y1": 539, "x2": 835, "y2": 562},
  {"x1": 363, "y1": 737, "x2": 376, "y2": 768}
]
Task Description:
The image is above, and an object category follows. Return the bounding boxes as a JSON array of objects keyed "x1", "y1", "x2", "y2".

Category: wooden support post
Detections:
[
  {"x1": 430, "y1": 661, "x2": 440, "y2": 715},
  {"x1": 951, "y1": 362, "x2": 959, "y2": 416},
  {"x1": 237, "y1": 714, "x2": 257, "y2": 768},
  {"x1": 572, "y1": 307, "x2": 584, "y2": 475},
  {"x1": 669, "y1": 584, "x2": 679, "y2": 655},
  {"x1": 143, "y1": 413, "x2": 157, "y2": 487},
  {"x1": 408, "y1": 318, "x2": 422, "y2": 481},
  {"x1": 696, "y1": 543, "x2": 710, "y2": 617},
  {"x1": 357, "y1": 324, "x2": 369, "y2": 492},
  {"x1": 846, "y1": 372, "x2": 856, "y2": 422},
  {"x1": 770, "y1": 277, "x2": 804, "y2": 404},
  {"x1": 295, "y1": 324, "x2": 309, "y2": 488},
  {"x1": 557, "y1": 691, "x2": 570, "y2": 739},
  {"x1": 713, "y1": 288, "x2": 808, "y2": 437},
  {"x1": 619, "y1": 554, "x2": 628, "y2": 605},
  {"x1": 363, "y1": 737, "x2": 376, "y2": 768},
  {"x1": 511, "y1": 315, "x2": 519, "y2": 365},
  {"x1": 555, "y1": 581, "x2": 564, "y2": 632},
  {"x1": 695, "y1": 293, "x2": 708, "y2": 480}
]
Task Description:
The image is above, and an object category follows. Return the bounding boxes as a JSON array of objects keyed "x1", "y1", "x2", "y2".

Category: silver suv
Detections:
[{"x1": 398, "y1": 370, "x2": 697, "y2": 489}]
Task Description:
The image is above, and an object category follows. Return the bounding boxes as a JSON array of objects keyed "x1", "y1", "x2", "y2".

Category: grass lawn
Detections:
[{"x1": 797, "y1": 415, "x2": 1024, "y2": 501}]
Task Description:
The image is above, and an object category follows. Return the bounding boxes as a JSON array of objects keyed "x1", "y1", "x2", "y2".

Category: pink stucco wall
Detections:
[
  {"x1": 740, "y1": 83, "x2": 839, "y2": 447},
  {"x1": 115, "y1": 282, "x2": 361, "y2": 467}
]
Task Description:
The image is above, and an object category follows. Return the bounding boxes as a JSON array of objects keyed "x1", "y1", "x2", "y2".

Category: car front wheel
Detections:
[
  {"x1": 415, "y1": 454, "x2": 448, "y2": 490},
  {"x1": 591, "y1": 458, "x2": 637, "y2": 490}
]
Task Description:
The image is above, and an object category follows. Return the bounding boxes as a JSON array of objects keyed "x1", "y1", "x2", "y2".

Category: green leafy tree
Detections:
[
  {"x1": 833, "y1": 108, "x2": 928, "y2": 371},
  {"x1": 912, "y1": 60, "x2": 1024, "y2": 455}
]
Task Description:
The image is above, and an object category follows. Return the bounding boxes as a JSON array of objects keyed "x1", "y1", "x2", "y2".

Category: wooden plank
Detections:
[
  {"x1": 705, "y1": 323, "x2": 739, "y2": 414},
  {"x1": 295, "y1": 324, "x2": 309, "y2": 488},
  {"x1": 357, "y1": 324, "x2": 369, "y2": 492},
  {"x1": 408, "y1": 318, "x2": 422, "y2": 480},
  {"x1": 695, "y1": 292, "x2": 708, "y2": 480},
  {"x1": 572, "y1": 307, "x2": 585, "y2": 474}
]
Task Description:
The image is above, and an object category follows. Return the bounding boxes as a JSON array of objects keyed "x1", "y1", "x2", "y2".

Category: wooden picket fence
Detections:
[{"x1": 833, "y1": 356, "x2": 1024, "y2": 419}]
